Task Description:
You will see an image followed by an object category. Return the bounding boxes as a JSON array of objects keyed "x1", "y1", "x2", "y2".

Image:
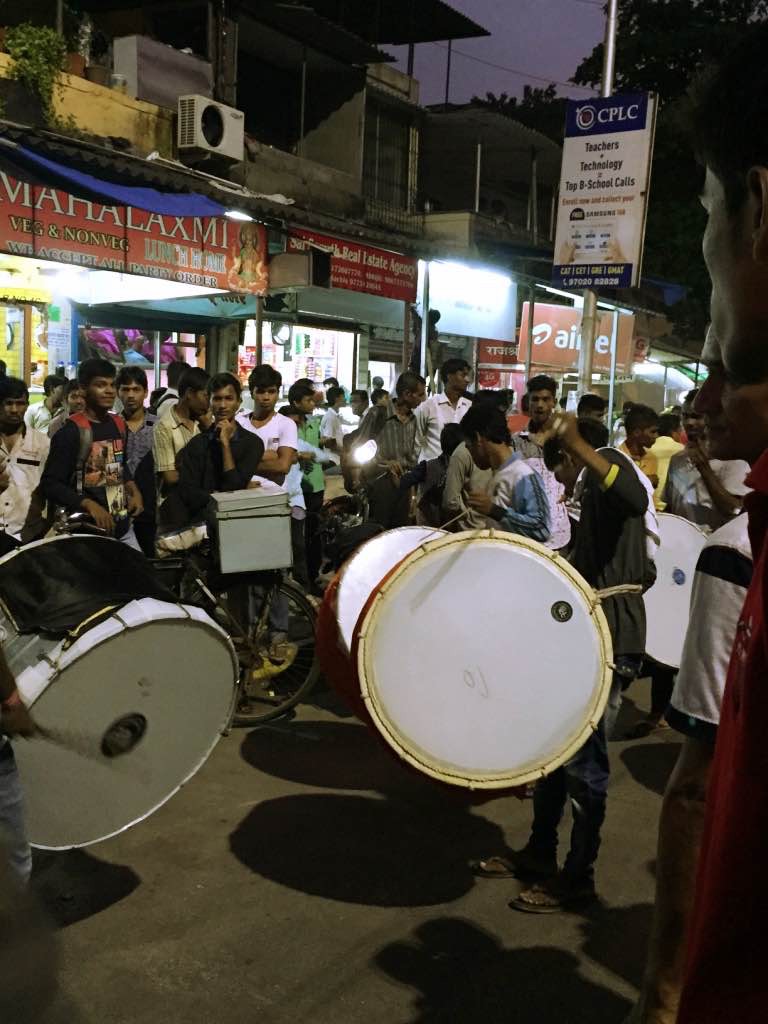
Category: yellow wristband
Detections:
[{"x1": 600, "y1": 464, "x2": 619, "y2": 491}]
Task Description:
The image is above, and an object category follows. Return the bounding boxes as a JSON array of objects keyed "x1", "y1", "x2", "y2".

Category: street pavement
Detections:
[{"x1": 24, "y1": 679, "x2": 678, "y2": 1024}]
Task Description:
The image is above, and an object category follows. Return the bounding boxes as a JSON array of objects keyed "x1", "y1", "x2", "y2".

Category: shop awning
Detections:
[
  {"x1": 0, "y1": 140, "x2": 226, "y2": 217},
  {"x1": 301, "y1": 0, "x2": 490, "y2": 44}
]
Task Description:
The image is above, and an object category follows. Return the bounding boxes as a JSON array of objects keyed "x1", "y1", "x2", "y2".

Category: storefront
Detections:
[
  {"x1": 238, "y1": 228, "x2": 419, "y2": 393},
  {"x1": 0, "y1": 256, "x2": 77, "y2": 392},
  {"x1": 239, "y1": 319, "x2": 356, "y2": 390},
  {"x1": 0, "y1": 163, "x2": 271, "y2": 395}
]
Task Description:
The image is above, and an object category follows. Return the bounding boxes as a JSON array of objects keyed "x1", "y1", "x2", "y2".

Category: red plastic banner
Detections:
[
  {"x1": 0, "y1": 173, "x2": 269, "y2": 294},
  {"x1": 287, "y1": 228, "x2": 417, "y2": 302}
]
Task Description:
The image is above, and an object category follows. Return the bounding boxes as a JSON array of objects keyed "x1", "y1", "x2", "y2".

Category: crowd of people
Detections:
[{"x1": 0, "y1": 354, "x2": 753, "y2": 932}]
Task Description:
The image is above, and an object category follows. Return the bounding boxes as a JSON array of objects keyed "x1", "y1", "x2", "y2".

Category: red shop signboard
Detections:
[
  {"x1": 0, "y1": 173, "x2": 269, "y2": 294},
  {"x1": 477, "y1": 338, "x2": 519, "y2": 368},
  {"x1": 287, "y1": 228, "x2": 418, "y2": 302}
]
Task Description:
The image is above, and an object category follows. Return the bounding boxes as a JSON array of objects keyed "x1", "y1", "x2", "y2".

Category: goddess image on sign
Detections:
[{"x1": 227, "y1": 222, "x2": 268, "y2": 294}]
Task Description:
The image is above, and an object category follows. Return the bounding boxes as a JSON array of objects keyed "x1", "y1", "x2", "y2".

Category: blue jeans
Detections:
[
  {"x1": 528, "y1": 654, "x2": 642, "y2": 885},
  {"x1": 0, "y1": 743, "x2": 32, "y2": 883}
]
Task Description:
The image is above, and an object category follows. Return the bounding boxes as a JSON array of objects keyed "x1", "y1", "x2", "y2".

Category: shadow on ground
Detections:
[
  {"x1": 620, "y1": 741, "x2": 681, "y2": 796},
  {"x1": 230, "y1": 792, "x2": 506, "y2": 906},
  {"x1": 578, "y1": 901, "x2": 654, "y2": 989},
  {"x1": 239, "y1": 718, "x2": 508, "y2": 812},
  {"x1": 31, "y1": 849, "x2": 141, "y2": 927},
  {"x1": 373, "y1": 917, "x2": 632, "y2": 1023}
]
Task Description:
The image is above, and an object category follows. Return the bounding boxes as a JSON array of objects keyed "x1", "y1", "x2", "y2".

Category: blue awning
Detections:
[{"x1": 0, "y1": 138, "x2": 227, "y2": 217}]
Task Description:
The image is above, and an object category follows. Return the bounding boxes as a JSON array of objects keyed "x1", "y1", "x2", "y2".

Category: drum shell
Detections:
[{"x1": 316, "y1": 574, "x2": 370, "y2": 723}]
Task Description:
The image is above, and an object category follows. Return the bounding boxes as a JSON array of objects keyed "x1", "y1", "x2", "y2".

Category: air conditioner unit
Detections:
[
  {"x1": 268, "y1": 252, "x2": 332, "y2": 291},
  {"x1": 177, "y1": 95, "x2": 245, "y2": 164}
]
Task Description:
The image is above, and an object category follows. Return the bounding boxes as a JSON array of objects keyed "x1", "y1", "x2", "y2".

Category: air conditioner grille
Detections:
[{"x1": 178, "y1": 97, "x2": 197, "y2": 148}]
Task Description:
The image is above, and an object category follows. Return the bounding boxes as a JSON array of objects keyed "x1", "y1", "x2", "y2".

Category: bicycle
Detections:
[{"x1": 55, "y1": 512, "x2": 320, "y2": 727}]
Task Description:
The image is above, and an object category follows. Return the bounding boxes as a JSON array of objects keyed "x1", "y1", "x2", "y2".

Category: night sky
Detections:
[{"x1": 390, "y1": 0, "x2": 605, "y2": 105}]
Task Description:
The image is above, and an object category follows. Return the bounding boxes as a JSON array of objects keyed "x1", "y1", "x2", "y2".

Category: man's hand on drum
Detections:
[
  {"x1": 467, "y1": 491, "x2": 494, "y2": 515},
  {"x1": 81, "y1": 498, "x2": 116, "y2": 535},
  {"x1": 126, "y1": 481, "x2": 144, "y2": 519}
]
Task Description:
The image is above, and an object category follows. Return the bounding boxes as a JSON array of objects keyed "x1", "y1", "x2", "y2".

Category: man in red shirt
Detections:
[{"x1": 672, "y1": 27, "x2": 768, "y2": 1024}]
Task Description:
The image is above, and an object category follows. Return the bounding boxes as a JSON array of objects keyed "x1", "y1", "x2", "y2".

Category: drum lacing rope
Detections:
[{"x1": 592, "y1": 583, "x2": 644, "y2": 604}]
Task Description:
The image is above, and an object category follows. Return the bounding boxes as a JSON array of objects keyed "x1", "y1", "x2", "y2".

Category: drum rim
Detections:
[
  {"x1": 355, "y1": 529, "x2": 614, "y2": 790},
  {"x1": 654, "y1": 512, "x2": 707, "y2": 538},
  {"x1": 336, "y1": 526, "x2": 446, "y2": 655}
]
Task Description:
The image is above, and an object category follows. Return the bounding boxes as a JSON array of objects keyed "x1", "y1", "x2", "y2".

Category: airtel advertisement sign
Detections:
[{"x1": 518, "y1": 302, "x2": 635, "y2": 372}]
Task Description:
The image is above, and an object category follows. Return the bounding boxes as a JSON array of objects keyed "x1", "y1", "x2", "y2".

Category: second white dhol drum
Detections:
[
  {"x1": 353, "y1": 531, "x2": 614, "y2": 790},
  {"x1": 644, "y1": 513, "x2": 706, "y2": 669},
  {"x1": 336, "y1": 526, "x2": 446, "y2": 654}
]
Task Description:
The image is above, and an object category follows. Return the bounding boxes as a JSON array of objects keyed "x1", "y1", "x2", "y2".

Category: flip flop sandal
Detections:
[
  {"x1": 509, "y1": 880, "x2": 597, "y2": 915},
  {"x1": 469, "y1": 856, "x2": 516, "y2": 879}
]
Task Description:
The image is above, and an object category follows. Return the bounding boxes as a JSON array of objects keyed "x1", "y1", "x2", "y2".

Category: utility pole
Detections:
[
  {"x1": 577, "y1": 0, "x2": 618, "y2": 396},
  {"x1": 56, "y1": 0, "x2": 64, "y2": 36},
  {"x1": 444, "y1": 40, "x2": 453, "y2": 108}
]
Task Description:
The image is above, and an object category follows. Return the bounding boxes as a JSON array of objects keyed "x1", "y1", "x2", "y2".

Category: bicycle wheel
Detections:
[{"x1": 232, "y1": 578, "x2": 320, "y2": 726}]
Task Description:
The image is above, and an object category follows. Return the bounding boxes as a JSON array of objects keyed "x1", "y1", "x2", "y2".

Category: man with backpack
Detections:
[{"x1": 41, "y1": 358, "x2": 143, "y2": 548}]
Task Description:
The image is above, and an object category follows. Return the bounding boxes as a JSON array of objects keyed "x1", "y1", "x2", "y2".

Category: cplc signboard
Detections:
[{"x1": 552, "y1": 93, "x2": 656, "y2": 290}]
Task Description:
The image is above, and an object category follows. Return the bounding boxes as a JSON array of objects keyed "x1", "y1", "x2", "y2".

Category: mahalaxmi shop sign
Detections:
[{"x1": 0, "y1": 172, "x2": 269, "y2": 294}]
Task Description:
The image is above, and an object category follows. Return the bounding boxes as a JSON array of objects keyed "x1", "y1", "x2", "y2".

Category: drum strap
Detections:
[{"x1": 593, "y1": 583, "x2": 644, "y2": 602}]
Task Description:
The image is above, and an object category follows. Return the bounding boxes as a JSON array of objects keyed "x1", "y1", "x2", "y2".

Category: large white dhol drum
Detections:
[
  {"x1": 336, "y1": 527, "x2": 446, "y2": 654},
  {"x1": 0, "y1": 536, "x2": 238, "y2": 849},
  {"x1": 350, "y1": 531, "x2": 613, "y2": 790},
  {"x1": 644, "y1": 513, "x2": 706, "y2": 669}
]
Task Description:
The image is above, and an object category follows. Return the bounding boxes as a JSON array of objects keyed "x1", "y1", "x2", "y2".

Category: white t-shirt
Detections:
[
  {"x1": 320, "y1": 407, "x2": 345, "y2": 450},
  {"x1": 663, "y1": 452, "x2": 750, "y2": 532},
  {"x1": 668, "y1": 514, "x2": 752, "y2": 742},
  {"x1": 235, "y1": 411, "x2": 298, "y2": 488},
  {"x1": 24, "y1": 402, "x2": 53, "y2": 432},
  {"x1": 415, "y1": 393, "x2": 472, "y2": 462}
]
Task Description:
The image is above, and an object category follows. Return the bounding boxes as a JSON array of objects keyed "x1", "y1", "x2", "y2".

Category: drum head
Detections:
[
  {"x1": 13, "y1": 600, "x2": 237, "y2": 849},
  {"x1": 337, "y1": 527, "x2": 445, "y2": 653},
  {"x1": 644, "y1": 513, "x2": 706, "y2": 669},
  {"x1": 355, "y1": 532, "x2": 613, "y2": 789}
]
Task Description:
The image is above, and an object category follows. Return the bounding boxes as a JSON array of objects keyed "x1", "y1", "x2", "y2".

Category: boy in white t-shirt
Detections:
[
  {"x1": 236, "y1": 365, "x2": 297, "y2": 486},
  {"x1": 320, "y1": 386, "x2": 346, "y2": 454}
]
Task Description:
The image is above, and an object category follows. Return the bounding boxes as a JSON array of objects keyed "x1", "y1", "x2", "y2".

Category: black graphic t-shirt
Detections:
[{"x1": 42, "y1": 416, "x2": 133, "y2": 538}]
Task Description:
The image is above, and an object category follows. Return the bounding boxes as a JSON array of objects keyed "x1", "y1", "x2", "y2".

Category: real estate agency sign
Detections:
[
  {"x1": 552, "y1": 93, "x2": 656, "y2": 290},
  {"x1": 0, "y1": 173, "x2": 269, "y2": 294},
  {"x1": 518, "y1": 302, "x2": 635, "y2": 372},
  {"x1": 287, "y1": 228, "x2": 417, "y2": 302}
]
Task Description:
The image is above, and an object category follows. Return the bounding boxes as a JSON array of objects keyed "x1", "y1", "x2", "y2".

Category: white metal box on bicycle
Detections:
[{"x1": 211, "y1": 483, "x2": 292, "y2": 574}]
